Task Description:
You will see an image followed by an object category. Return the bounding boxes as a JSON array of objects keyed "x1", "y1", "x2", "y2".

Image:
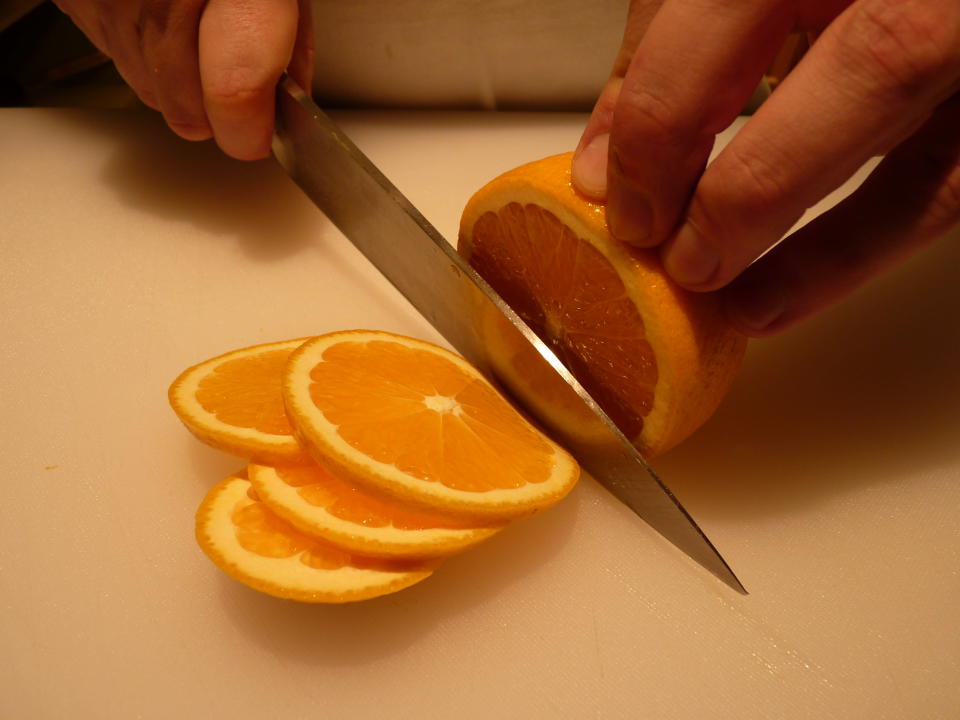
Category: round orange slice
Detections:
[
  {"x1": 282, "y1": 330, "x2": 580, "y2": 520},
  {"x1": 195, "y1": 472, "x2": 439, "y2": 603},
  {"x1": 169, "y1": 338, "x2": 311, "y2": 465},
  {"x1": 458, "y1": 152, "x2": 747, "y2": 458},
  {"x1": 248, "y1": 462, "x2": 505, "y2": 558}
]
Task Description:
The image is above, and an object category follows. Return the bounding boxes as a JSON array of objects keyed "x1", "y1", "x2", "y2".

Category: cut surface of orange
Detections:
[
  {"x1": 169, "y1": 338, "x2": 311, "y2": 465},
  {"x1": 458, "y1": 152, "x2": 747, "y2": 458},
  {"x1": 248, "y1": 462, "x2": 505, "y2": 558},
  {"x1": 283, "y1": 330, "x2": 580, "y2": 519},
  {"x1": 196, "y1": 472, "x2": 438, "y2": 603}
]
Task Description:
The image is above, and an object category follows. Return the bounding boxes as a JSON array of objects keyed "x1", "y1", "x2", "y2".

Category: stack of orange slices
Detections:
[
  {"x1": 171, "y1": 153, "x2": 747, "y2": 604},
  {"x1": 170, "y1": 331, "x2": 580, "y2": 603}
]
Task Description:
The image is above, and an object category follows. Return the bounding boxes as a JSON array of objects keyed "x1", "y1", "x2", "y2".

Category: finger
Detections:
[
  {"x1": 140, "y1": 0, "x2": 212, "y2": 141},
  {"x1": 721, "y1": 92, "x2": 960, "y2": 337},
  {"x1": 106, "y1": 19, "x2": 163, "y2": 111},
  {"x1": 663, "y1": 0, "x2": 960, "y2": 290},
  {"x1": 288, "y1": 0, "x2": 316, "y2": 94},
  {"x1": 603, "y1": 0, "x2": 794, "y2": 247},
  {"x1": 52, "y1": 1, "x2": 161, "y2": 110},
  {"x1": 571, "y1": 0, "x2": 659, "y2": 198},
  {"x1": 199, "y1": 0, "x2": 300, "y2": 160}
]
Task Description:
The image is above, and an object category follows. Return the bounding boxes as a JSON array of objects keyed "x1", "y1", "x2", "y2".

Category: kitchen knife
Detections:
[{"x1": 272, "y1": 75, "x2": 746, "y2": 594}]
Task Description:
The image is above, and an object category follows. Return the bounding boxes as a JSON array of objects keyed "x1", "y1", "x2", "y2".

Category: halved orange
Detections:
[
  {"x1": 196, "y1": 472, "x2": 439, "y2": 603},
  {"x1": 248, "y1": 462, "x2": 505, "y2": 558},
  {"x1": 169, "y1": 338, "x2": 311, "y2": 465},
  {"x1": 458, "y1": 152, "x2": 747, "y2": 458},
  {"x1": 282, "y1": 330, "x2": 580, "y2": 520}
]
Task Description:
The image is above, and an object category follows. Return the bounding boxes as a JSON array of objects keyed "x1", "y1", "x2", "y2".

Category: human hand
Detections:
[
  {"x1": 573, "y1": 0, "x2": 960, "y2": 336},
  {"x1": 53, "y1": 0, "x2": 314, "y2": 160}
]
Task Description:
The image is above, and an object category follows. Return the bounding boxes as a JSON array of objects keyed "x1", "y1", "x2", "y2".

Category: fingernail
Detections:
[
  {"x1": 571, "y1": 133, "x2": 609, "y2": 198},
  {"x1": 725, "y1": 279, "x2": 787, "y2": 334},
  {"x1": 663, "y1": 221, "x2": 720, "y2": 286},
  {"x1": 607, "y1": 178, "x2": 653, "y2": 246}
]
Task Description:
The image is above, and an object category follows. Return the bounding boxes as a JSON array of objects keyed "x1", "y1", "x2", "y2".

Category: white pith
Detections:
[{"x1": 248, "y1": 463, "x2": 501, "y2": 554}]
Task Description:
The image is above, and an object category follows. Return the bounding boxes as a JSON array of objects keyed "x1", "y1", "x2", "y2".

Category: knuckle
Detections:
[
  {"x1": 609, "y1": 83, "x2": 706, "y2": 185},
  {"x1": 203, "y1": 71, "x2": 271, "y2": 109},
  {"x1": 613, "y1": 84, "x2": 692, "y2": 146},
  {"x1": 846, "y1": 0, "x2": 960, "y2": 95},
  {"x1": 714, "y1": 143, "x2": 796, "y2": 216}
]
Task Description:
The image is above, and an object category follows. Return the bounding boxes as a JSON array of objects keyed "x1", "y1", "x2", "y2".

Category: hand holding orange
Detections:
[{"x1": 459, "y1": 152, "x2": 746, "y2": 458}]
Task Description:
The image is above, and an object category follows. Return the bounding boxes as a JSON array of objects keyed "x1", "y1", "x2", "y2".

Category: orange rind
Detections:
[
  {"x1": 195, "y1": 472, "x2": 439, "y2": 603},
  {"x1": 248, "y1": 462, "x2": 506, "y2": 558}
]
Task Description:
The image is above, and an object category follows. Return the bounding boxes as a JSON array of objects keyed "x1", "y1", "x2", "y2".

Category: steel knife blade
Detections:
[{"x1": 272, "y1": 75, "x2": 745, "y2": 594}]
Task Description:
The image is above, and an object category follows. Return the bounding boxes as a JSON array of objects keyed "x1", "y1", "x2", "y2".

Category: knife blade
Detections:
[{"x1": 272, "y1": 76, "x2": 746, "y2": 594}]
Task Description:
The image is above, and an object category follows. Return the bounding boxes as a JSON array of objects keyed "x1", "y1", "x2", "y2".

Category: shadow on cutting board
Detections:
[
  {"x1": 214, "y1": 483, "x2": 582, "y2": 663},
  {"x1": 58, "y1": 108, "x2": 317, "y2": 262},
  {"x1": 655, "y1": 230, "x2": 960, "y2": 519}
]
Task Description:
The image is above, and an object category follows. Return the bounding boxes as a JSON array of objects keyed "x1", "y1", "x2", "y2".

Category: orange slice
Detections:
[
  {"x1": 195, "y1": 472, "x2": 438, "y2": 603},
  {"x1": 282, "y1": 330, "x2": 580, "y2": 520},
  {"x1": 248, "y1": 462, "x2": 505, "y2": 558},
  {"x1": 458, "y1": 152, "x2": 747, "y2": 458},
  {"x1": 169, "y1": 338, "x2": 311, "y2": 465}
]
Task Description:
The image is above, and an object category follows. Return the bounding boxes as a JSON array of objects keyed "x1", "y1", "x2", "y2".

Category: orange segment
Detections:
[
  {"x1": 459, "y1": 152, "x2": 747, "y2": 458},
  {"x1": 471, "y1": 202, "x2": 656, "y2": 439},
  {"x1": 283, "y1": 330, "x2": 580, "y2": 519},
  {"x1": 195, "y1": 349, "x2": 295, "y2": 435},
  {"x1": 249, "y1": 463, "x2": 504, "y2": 558},
  {"x1": 169, "y1": 338, "x2": 312, "y2": 465},
  {"x1": 309, "y1": 341, "x2": 554, "y2": 491},
  {"x1": 196, "y1": 473, "x2": 439, "y2": 603}
]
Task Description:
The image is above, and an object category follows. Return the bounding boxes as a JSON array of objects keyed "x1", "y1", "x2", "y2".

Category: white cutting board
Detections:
[{"x1": 1, "y1": 108, "x2": 958, "y2": 720}]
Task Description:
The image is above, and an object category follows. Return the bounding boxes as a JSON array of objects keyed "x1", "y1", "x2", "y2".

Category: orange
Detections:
[
  {"x1": 282, "y1": 330, "x2": 580, "y2": 520},
  {"x1": 195, "y1": 472, "x2": 439, "y2": 603},
  {"x1": 458, "y1": 152, "x2": 747, "y2": 458},
  {"x1": 168, "y1": 338, "x2": 311, "y2": 465},
  {"x1": 248, "y1": 462, "x2": 505, "y2": 558}
]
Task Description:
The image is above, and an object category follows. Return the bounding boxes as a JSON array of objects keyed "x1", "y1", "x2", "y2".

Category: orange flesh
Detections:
[
  {"x1": 468, "y1": 203, "x2": 657, "y2": 439},
  {"x1": 197, "y1": 350, "x2": 294, "y2": 434},
  {"x1": 307, "y1": 340, "x2": 555, "y2": 492},
  {"x1": 276, "y1": 464, "x2": 492, "y2": 530},
  {"x1": 232, "y1": 488, "x2": 420, "y2": 571}
]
